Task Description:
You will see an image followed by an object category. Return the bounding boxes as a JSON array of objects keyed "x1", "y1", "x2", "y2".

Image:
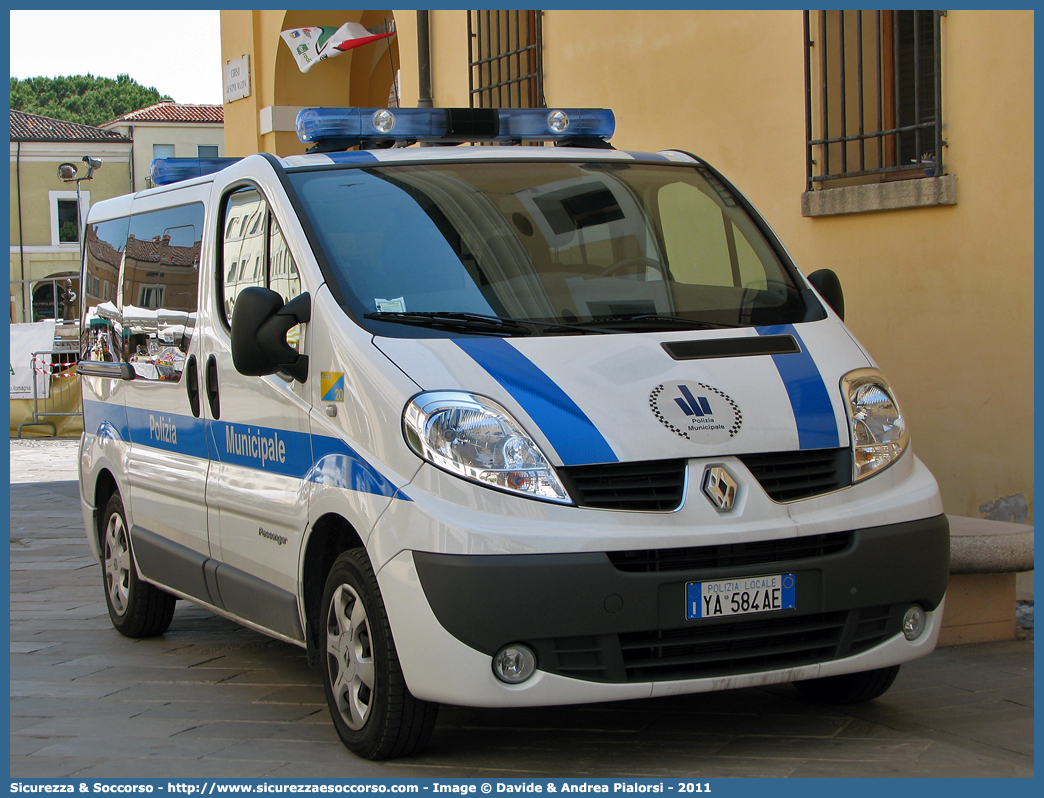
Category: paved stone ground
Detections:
[{"x1": 9, "y1": 439, "x2": 1034, "y2": 779}]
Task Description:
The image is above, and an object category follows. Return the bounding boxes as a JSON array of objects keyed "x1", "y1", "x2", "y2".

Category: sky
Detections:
[{"x1": 9, "y1": 10, "x2": 224, "y2": 105}]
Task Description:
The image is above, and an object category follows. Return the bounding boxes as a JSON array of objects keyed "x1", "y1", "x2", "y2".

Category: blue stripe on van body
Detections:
[
  {"x1": 623, "y1": 151, "x2": 671, "y2": 162},
  {"x1": 309, "y1": 435, "x2": 410, "y2": 500},
  {"x1": 83, "y1": 400, "x2": 406, "y2": 499},
  {"x1": 453, "y1": 337, "x2": 618, "y2": 466},
  {"x1": 209, "y1": 421, "x2": 406, "y2": 499},
  {"x1": 324, "y1": 151, "x2": 380, "y2": 164},
  {"x1": 83, "y1": 399, "x2": 129, "y2": 443},
  {"x1": 208, "y1": 420, "x2": 310, "y2": 476},
  {"x1": 126, "y1": 406, "x2": 211, "y2": 459},
  {"x1": 757, "y1": 325, "x2": 841, "y2": 450}
]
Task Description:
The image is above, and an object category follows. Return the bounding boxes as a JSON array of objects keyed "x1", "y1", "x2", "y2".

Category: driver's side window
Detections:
[
  {"x1": 658, "y1": 181, "x2": 767, "y2": 291},
  {"x1": 220, "y1": 187, "x2": 302, "y2": 350}
]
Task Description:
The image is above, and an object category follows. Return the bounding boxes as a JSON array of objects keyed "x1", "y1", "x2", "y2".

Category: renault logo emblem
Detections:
[{"x1": 703, "y1": 466, "x2": 738, "y2": 511}]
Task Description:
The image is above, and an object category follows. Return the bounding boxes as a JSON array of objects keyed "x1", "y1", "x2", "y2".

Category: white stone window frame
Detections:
[
  {"x1": 49, "y1": 190, "x2": 90, "y2": 249},
  {"x1": 138, "y1": 284, "x2": 166, "y2": 309}
]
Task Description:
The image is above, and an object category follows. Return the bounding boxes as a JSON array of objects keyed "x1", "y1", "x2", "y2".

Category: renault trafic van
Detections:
[{"x1": 78, "y1": 107, "x2": 949, "y2": 760}]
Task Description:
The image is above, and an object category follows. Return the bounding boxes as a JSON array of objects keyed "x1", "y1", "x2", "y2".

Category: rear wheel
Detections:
[
  {"x1": 793, "y1": 665, "x2": 901, "y2": 704},
  {"x1": 320, "y1": 549, "x2": 438, "y2": 759},
  {"x1": 101, "y1": 493, "x2": 176, "y2": 637}
]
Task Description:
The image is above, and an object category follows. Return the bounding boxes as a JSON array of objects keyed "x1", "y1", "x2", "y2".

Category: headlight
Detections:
[
  {"x1": 403, "y1": 391, "x2": 571, "y2": 504},
  {"x1": 841, "y1": 369, "x2": 909, "y2": 481}
]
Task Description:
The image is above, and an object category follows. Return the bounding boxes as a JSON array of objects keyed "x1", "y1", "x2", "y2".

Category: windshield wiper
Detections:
[
  {"x1": 364, "y1": 311, "x2": 730, "y2": 336},
  {"x1": 363, "y1": 311, "x2": 612, "y2": 336},
  {"x1": 364, "y1": 311, "x2": 529, "y2": 336}
]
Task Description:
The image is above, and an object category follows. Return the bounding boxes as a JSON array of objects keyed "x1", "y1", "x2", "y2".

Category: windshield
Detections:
[{"x1": 287, "y1": 160, "x2": 821, "y2": 336}]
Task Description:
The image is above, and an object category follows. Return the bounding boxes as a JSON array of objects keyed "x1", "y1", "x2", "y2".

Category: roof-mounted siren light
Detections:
[
  {"x1": 295, "y1": 107, "x2": 616, "y2": 152},
  {"x1": 150, "y1": 157, "x2": 243, "y2": 186},
  {"x1": 498, "y1": 108, "x2": 615, "y2": 142}
]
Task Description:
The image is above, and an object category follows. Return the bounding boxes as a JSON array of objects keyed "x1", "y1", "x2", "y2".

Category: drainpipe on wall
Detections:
[
  {"x1": 128, "y1": 125, "x2": 135, "y2": 191},
  {"x1": 16, "y1": 140, "x2": 26, "y2": 322},
  {"x1": 416, "y1": 10, "x2": 433, "y2": 108}
]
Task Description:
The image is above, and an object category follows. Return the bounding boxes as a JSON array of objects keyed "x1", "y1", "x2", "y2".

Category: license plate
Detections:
[{"x1": 686, "y1": 573, "x2": 796, "y2": 620}]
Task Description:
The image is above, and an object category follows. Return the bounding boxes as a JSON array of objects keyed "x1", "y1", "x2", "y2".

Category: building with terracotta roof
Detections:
[
  {"x1": 10, "y1": 101, "x2": 224, "y2": 325},
  {"x1": 10, "y1": 110, "x2": 132, "y2": 323},
  {"x1": 100, "y1": 100, "x2": 225, "y2": 191}
]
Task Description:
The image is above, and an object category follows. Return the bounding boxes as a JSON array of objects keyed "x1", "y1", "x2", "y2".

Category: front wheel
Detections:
[
  {"x1": 100, "y1": 493, "x2": 176, "y2": 637},
  {"x1": 793, "y1": 665, "x2": 901, "y2": 704},
  {"x1": 320, "y1": 549, "x2": 438, "y2": 759}
]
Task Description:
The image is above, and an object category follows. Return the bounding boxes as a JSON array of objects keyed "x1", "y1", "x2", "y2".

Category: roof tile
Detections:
[
  {"x1": 9, "y1": 110, "x2": 132, "y2": 143},
  {"x1": 104, "y1": 101, "x2": 224, "y2": 125}
]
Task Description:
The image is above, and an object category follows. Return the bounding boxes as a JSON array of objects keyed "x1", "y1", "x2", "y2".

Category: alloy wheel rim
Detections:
[
  {"x1": 326, "y1": 583, "x2": 375, "y2": 730},
  {"x1": 103, "y1": 513, "x2": 131, "y2": 616}
]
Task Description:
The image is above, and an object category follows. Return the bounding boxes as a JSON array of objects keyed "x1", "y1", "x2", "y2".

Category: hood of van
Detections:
[{"x1": 373, "y1": 320, "x2": 870, "y2": 466}]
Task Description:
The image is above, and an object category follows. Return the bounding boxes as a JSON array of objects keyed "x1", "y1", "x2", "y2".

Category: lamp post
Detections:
[{"x1": 57, "y1": 156, "x2": 102, "y2": 271}]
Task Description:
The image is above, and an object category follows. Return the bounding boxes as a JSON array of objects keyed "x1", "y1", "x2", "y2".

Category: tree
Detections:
[{"x1": 9, "y1": 74, "x2": 173, "y2": 127}]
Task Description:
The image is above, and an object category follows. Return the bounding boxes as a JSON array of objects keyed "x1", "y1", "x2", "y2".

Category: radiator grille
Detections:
[
  {"x1": 607, "y1": 532, "x2": 851, "y2": 573},
  {"x1": 560, "y1": 459, "x2": 686, "y2": 511},
  {"x1": 739, "y1": 448, "x2": 853, "y2": 502},
  {"x1": 559, "y1": 449, "x2": 852, "y2": 511},
  {"x1": 532, "y1": 605, "x2": 899, "y2": 683}
]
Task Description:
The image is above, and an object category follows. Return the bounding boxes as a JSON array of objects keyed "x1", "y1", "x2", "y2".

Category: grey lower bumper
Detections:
[{"x1": 413, "y1": 514, "x2": 949, "y2": 683}]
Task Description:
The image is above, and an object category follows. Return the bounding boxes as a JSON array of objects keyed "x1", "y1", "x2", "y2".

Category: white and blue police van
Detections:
[{"x1": 77, "y1": 106, "x2": 949, "y2": 759}]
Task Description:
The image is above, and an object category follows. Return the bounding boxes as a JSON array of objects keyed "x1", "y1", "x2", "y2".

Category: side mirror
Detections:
[
  {"x1": 807, "y1": 269, "x2": 845, "y2": 321},
  {"x1": 231, "y1": 287, "x2": 310, "y2": 382}
]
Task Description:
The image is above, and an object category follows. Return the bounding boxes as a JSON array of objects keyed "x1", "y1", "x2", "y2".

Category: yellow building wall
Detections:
[
  {"x1": 10, "y1": 158, "x2": 130, "y2": 248},
  {"x1": 221, "y1": 9, "x2": 399, "y2": 157},
  {"x1": 225, "y1": 10, "x2": 1033, "y2": 524},
  {"x1": 795, "y1": 11, "x2": 1034, "y2": 524},
  {"x1": 10, "y1": 146, "x2": 131, "y2": 322},
  {"x1": 10, "y1": 161, "x2": 54, "y2": 247}
]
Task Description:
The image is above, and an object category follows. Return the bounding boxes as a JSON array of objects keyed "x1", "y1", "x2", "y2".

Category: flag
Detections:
[{"x1": 280, "y1": 21, "x2": 395, "y2": 73}]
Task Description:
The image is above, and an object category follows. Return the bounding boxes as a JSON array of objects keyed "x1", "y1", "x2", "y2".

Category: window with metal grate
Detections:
[
  {"x1": 805, "y1": 10, "x2": 944, "y2": 189},
  {"x1": 468, "y1": 10, "x2": 545, "y2": 110}
]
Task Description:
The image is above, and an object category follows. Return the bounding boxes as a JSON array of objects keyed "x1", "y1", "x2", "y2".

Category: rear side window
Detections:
[
  {"x1": 81, "y1": 216, "x2": 131, "y2": 362},
  {"x1": 122, "y1": 204, "x2": 205, "y2": 381},
  {"x1": 81, "y1": 203, "x2": 204, "y2": 381},
  {"x1": 122, "y1": 203, "x2": 203, "y2": 382}
]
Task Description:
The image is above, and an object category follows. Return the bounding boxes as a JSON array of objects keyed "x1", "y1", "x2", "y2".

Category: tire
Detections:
[
  {"x1": 100, "y1": 493, "x2": 176, "y2": 638},
  {"x1": 320, "y1": 549, "x2": 438, "y2": 759},
  {"x1": 793, "y1": 664, "x2": 901, "y2": 704}
]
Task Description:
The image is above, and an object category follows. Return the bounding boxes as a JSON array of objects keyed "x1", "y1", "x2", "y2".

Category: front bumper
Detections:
[{"x1": 412, "y1": 514, "x2": 949, "y2": 685}]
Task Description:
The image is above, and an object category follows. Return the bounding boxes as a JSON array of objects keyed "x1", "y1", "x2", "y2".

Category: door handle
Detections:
[
  {"x1": 205, "y1": 355, "x2": 220, "y2": 419},
  {"x1": 186, "y1": 355, "x2": 201, "y2": 418}
]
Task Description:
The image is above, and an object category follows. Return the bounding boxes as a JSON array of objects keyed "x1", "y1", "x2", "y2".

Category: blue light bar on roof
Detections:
[
  {"x1": 295, "y1": 107, "x2": 615, "y2": 148},
  {"x1": 498, "y1": 108, "x2": 615, "y2": 140},
  {"x1": 150, "y1": 157, "x2": 242, "y2": 186}
]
